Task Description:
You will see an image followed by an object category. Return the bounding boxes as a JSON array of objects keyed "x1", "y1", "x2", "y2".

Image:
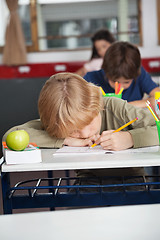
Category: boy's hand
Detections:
[
  {"x1": 64, "y1": 137, "x2": 93, "y2": 147},
  {"x1": 64, "y1": 134, "x2": 100, "y2": 147},
  {"x1": 95, "y1": 130, "x2": 133, "y2": 151}
]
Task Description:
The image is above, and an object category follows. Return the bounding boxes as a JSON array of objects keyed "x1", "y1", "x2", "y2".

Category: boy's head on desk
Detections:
[
  {"x1": 38, "y1": 72, "x2": 103, "y2": 139},
  {"x1": 38, "y1": 72, "x2": 157, "y2": 150}
]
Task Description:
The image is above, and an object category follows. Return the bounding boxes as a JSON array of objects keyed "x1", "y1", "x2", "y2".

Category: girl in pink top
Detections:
[{"x1": 75, "y1": 28, "x2": 115, "y2": 77}]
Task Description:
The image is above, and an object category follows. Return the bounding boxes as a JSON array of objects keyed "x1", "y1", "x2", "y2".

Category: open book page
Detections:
[
  {"x1": 54, "y1": 145, "x2": 107, "y2": 155},
  {"x1": 53, "y1": 145, "x2": 159, "y2": 156}
]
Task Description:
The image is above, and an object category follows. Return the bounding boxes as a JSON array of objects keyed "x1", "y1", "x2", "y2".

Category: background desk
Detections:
[
  {"x1": 1, "y1": 146, "x2": 160, "y2": 214},
  {"x1": 0, "y1": 204, "x2": 160, "y2": 240}
]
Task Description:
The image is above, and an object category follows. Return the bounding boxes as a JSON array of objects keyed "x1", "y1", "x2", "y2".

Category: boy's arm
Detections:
[
  {"x1": 128, "y1": 66, "x2": 160, "y2": 108},
  {"x1": 129, "y1": 87, "x2": 160, "y2": 108},
  {"x1": 129, "y1": 125, "x2": 158, "y2": 148},
  {"x1": 123, "y1": 101, "x2": 159, "y2": 148},
  {"x1": 105, "y1": 98, "x2": 159, "y2": 149},
  {"x1": 2, "y1": 120, "x2": 64, "y2": 149}
]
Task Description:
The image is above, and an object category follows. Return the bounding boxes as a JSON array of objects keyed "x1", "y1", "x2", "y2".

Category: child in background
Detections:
[
  {"x1": 84, "y1": 41, "x2": 160, "y2": 108},
  {"x1": 3, "y1": 73, "x2": 159, "y2": 190},
  {"x1": 75, "y1": 28, "x2": 115, "y2": 77}
]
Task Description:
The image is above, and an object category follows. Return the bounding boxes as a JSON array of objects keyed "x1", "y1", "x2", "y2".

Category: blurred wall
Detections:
[{"x1": 0, "y1": 77, "x2": 48, "y2": 157}]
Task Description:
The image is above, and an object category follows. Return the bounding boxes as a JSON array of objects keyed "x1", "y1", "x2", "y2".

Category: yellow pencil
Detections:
[
  {"x1": 100, "y1": 87, "x2": 106, "y2": 96},
  {"x1": 91, "y1": 117, "x2": 138, "y2": 148},
  {"x1": 91, "y1": 143, "x2": 97, "y2": 148},
  {"x1": 118, "y1": 87, "x2": 124, "y2": 95},
  {"x1": 113, "y1": 117, "x2": 138, "y2": 133}
]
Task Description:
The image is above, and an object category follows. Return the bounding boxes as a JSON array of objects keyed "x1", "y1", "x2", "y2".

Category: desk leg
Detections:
[
  {"x1": 1, "y1": 172, "x2": 13, "y2": 214},
  {"x1": 47, "y1": 170, "x2": 55, "y2": 211},
  {"x1": 65, "y1": 170, "x2": 70, "y2": 186},
  {"x1": 152, "y1": 167, "x2": 160, "y2": 188}
]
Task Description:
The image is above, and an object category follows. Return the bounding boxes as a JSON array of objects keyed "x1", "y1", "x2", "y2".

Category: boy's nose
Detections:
[{"x1": 80, "y1": 129, "x2": 91, "y2": 139}]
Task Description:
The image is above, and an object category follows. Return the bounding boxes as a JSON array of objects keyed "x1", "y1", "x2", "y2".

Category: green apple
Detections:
[{"x1": 6, "y1": 130, "x2": 30, "y2": 151}]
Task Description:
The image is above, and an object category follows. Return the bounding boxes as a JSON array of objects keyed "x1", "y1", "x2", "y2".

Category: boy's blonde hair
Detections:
[{"x1": 38, "y1": 72, "x2": 103, "y2": 138}]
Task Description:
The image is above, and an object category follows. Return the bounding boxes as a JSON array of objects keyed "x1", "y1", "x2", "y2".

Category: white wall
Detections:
[
  {"x1": 139, "y1": 0, "x2": 160, "y2": 57},
  {"x1": 0, "y1": 0, "x2": 159, "y2": 65}
]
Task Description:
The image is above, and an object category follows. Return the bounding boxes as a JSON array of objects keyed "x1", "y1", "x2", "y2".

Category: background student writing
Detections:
[
  {"x1": 75, "y1": 28, "x2": 115, "y2": 77},
  {"x1": 84, "y1": 41, "x2": 160, "y2": 108}
]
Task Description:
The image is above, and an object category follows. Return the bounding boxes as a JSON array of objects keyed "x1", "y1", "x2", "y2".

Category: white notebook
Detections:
[{"x1": 53, "y1": 145, "x2": 159, "y2": 156}]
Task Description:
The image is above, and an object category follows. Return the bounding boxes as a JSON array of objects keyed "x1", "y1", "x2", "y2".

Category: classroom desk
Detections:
[
  {"x1": 0, "y1": 204, "x2": 160, "y2": 240},
  {"x1": 2, "y1": 146, "x2": 160, "y2": 172},
  {"x1": 1, "y1": 146, "x2": 160, "y2": 214}
]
